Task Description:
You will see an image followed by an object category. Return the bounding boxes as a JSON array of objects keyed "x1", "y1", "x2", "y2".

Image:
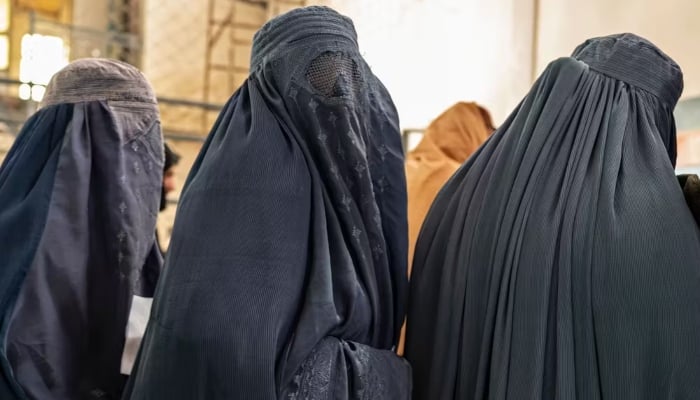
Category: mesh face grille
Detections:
[{"x1": 306, "y1": 52, "x2": 361, "y2": 98}]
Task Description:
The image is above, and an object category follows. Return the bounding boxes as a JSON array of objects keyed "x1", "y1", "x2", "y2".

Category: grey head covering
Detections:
[
  {"x1": 405, "y1": 33, "x2": 700, "y2": 399},
  {"x1": 41, "y1": 58, "x2": 157, "y2": 108},
  {"x1": 0, "y1": 58, "x2": 163, "y2": 400}
]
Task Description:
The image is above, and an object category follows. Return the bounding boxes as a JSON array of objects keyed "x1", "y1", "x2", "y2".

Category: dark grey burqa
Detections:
[
  {"x1": 124, "y1": 6, "x2": 411, "y2": 400},
  {"x1": 405, "y1": 34, "x2": 700, "y2": 399},
  {"x1": 0, "y1": 59, "x2": 163, "y2": 400}
]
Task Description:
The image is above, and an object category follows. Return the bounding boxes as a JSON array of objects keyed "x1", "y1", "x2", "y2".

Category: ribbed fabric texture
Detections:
[
  {"x1": 405, "y1": 33, "x2": 700, "y2": 400},
  {"x1": 250, "y1": 6, "x2": 358, "y2": 71},
  {"x1": 572, "y1": 33, "x2": 682, "y2": 107},
  {"x1": 405, "y1": 102, "x2": 495, "y2": 273},
  {"x1": 398, "y1": 102, "x2": 494, "y2": 355},
  {"x1": 124, "y1": 6, "x2": 411, "y2": 400},
  {"x1": 41, "y1": 58, "x2": 156, "y2": 108}
]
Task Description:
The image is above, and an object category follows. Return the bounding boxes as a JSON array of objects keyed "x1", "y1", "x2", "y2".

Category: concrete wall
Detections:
[
  {"x1": 320, "y1": 0, "x2": 700, "y2": 128},
  {"x1": 319, "y1": 0, "x2": 536, "y2": 127},
  {"x1": 536, "y1": 0, "x2": 700, "y2": 99},
  {"x1": 535, "y1": 0, "x2": 700, "y2": 171},
  {"x1": 71, "y1": 0, "x2": 108, "y2": 31}
]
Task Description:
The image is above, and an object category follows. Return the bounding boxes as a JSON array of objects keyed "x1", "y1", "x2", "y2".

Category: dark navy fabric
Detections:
[
  {"x1": 405, "y1": 33, "x2": 700, "y2": 400},
  {"x1": 124, "y1": 6, "x2": 411, "y2": 400}
]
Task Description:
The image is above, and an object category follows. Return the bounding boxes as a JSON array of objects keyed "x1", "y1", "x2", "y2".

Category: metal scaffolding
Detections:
[
  {"x1": 107, "y1": 0, "x2": 141, "y2": 65},
  {"x1": 202, "y1": 0, "x2": 306, "y2": 128}
]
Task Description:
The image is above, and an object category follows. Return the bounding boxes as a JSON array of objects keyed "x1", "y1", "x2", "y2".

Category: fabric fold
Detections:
[
  {"x1": 0, "y1": 59, "x2": 163, "y2": 400},
  {"x1": 405, "y1": 33, "x2": 700, "y2": 400},
  {"x1": 124, "y1": 6, "x2": 410, "y2": 400}
]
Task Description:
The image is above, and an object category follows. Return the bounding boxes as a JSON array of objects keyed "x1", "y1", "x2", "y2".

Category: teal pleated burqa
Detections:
[{"x1": 405, "y1": 33, "x2": 700, "y2": 399}]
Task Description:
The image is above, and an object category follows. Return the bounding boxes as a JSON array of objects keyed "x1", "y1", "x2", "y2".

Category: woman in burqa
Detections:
[
  {"x1": 405, "y1": 33, "x2": 700, "y2": 399},
  {"x1": 124, "y1": 6, "x2": 411, "y2": 400},
  {"x1": 399, "y1": 102, "x2": 494, "y2": 355},
  {"x1": 0, "y1": 59, "x2": 163, "y2": 400}
]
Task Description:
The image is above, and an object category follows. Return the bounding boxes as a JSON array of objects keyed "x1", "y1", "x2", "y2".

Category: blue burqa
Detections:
[
  {"x1": 0, "y1": 59, "x2": 163, "y2": 400},
  {"x1": 124, "y1": 6, "x2": 412, "y2": 400},
  {"x1": 405, "y1": 34, "x2": 700, "y2": 399}
]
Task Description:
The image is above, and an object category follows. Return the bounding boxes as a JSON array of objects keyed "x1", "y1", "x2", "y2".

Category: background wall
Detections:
[
  {"x1": 536, "y1": 0, "x2": 700, "y2": 99},
  {"x1": 137, "y1": 0, "x2": 700, "y2": 132},
  {"x1": 533, "y1": 0, "x2": 700, "y2": 170},
  {"x1": 320, "y1": 0, "x2": 537, "y2": 127},
  {"x1": 126, "y1": 0, "x2": 700, "y2": 244},
  {"x1": 141, "y1": 0, "x2": 268, "y2": 135},
  {"x1": 3, "y1": 0, "x2": 700, "y2": 245},
  {"x1": 322, "y1": 0, "x2": 700, "y2": 130}
]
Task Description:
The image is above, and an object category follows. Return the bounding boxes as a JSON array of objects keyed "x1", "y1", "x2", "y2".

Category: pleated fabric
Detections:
[
  {"x1": 406, "y1": 102, "x2": 494, "y2": 273},
  {"x1": 399, "y1": 102, "x2": 494, "y2": 356},
  {"x1": 124, "y1": 6, "x2": 411, "y2": 400},
  {"x1": 405, "y1": 33, "x2": 700, "y2": 399},
  {"x1": 0, "y1": 59, "x2": 163, "y2": 400}
]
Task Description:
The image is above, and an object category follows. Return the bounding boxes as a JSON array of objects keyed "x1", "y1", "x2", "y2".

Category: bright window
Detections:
[
  {"x1": 0, "y1": 0, "x2": 9, "y2": 71},
  {"x1": 0, "y1": 35, "x2": 8, "y2": 70},
  {"x1": 18, "y1": 83, "x2": 30, "y2": 100},
  {"x1": 0, "y1": 0, "x2": 8, "y2": 32},
  {"x1": 19, "y1": 33, "x2": 69, "y2": 101},
  {"x1": 31, "y1": 84, "x2": 46, "y2": 102}
]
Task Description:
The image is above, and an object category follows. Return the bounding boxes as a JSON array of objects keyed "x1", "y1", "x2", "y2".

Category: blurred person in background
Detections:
[{"x1": 157, "y1": 142, "x2": 180, "y2": 253}]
